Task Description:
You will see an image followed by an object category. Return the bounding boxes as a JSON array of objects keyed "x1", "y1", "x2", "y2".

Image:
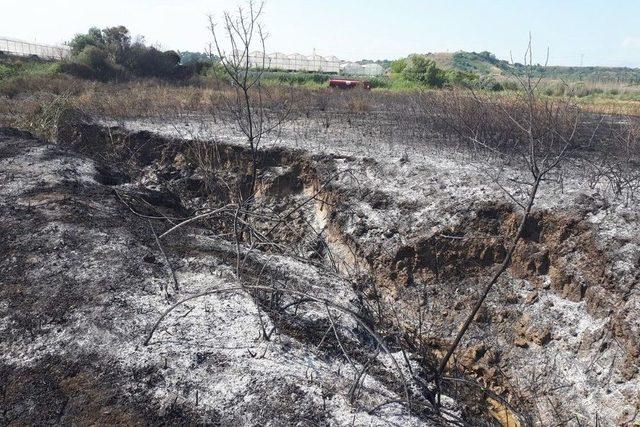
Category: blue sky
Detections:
[{"x1": 2, "y1": 0, "x2": 639, "y2": 66}]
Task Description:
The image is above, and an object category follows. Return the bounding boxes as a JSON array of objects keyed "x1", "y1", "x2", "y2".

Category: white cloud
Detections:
[{"x1": 622, "y1": 37, "x2": 640, "y2": 49}]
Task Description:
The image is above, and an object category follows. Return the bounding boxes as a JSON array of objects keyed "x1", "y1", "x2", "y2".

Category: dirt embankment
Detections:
[
  {"x1": 2, "y1": 121, "x2": 639, "y2": 425},
  {"x1": 302, "y1": 158, "x2": 639, "y2": 425},
  {"x1": 0, "y1": 125, "x2": 454, "y2": 426},
  {"x1": 311, "y1": 168, "x2": 639, "y2": 425}
]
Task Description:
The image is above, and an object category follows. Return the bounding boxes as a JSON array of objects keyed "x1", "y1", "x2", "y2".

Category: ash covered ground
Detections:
[{"x1": 1, "y1": 113, "x2": 639, "y2": 426}]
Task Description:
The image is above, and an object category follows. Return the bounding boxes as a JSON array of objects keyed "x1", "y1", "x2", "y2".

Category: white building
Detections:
[
  {"x1": 324, "y1": 56, "x2": 341, "y2": 73},
  {"x1": 362, "y1": 63, "x2": 384, "y2": 76},
  {"x1": 340, "y1": 62, "x2": 364, "y2": 75},
  {"x1": 247, "y1": 50, "x2": 266, "y2": 68},
  {"x1": 269, "y1": 52, "x2": 290, "y2": 70},
  {"x1": 0, "y1": 37, "x2": 70, "y2": 60},
  {"x1": 339, "y1": 62, "x2": 386, "y2": 76},
  {"x1": 233, "y1": 50, "x2": 341, "y2": 73},
  {"x1": 287, "y1": 53, "x2": 307, "y2": 71}
]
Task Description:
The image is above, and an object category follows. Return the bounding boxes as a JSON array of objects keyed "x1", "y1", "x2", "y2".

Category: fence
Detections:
[{"x1": 0, "y1": 37, "x2": 70, "y2": 60}]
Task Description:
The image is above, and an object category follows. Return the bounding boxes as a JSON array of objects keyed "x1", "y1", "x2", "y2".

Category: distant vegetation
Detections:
[
  {"x1": 61, "y1": 26, "x2": 213, "y2": 81},
  {"x1": 2, "y1": 26, "x2": 640, "y2": 114},
  {"x1": 416, "y1": 50, "x2": 640, "y2": 102},
  {"x1": 179, "y1": 51, "x2": 217, "y2": 65},
  {"x1": 387, "y1": 54, "x2": 478, "y2": 89},
  {"x1": 357, "y1": 58, "x2": 393, "y2": 69},
  {"x1": 0, "y1": 54, "x2": 59, "y2": 80},
  {"x1": 259, "y1": 71, "x2": 333, "y2": 88},
  {"x1": 428, "y1": 51, "x2": 640, "y2": 85}
]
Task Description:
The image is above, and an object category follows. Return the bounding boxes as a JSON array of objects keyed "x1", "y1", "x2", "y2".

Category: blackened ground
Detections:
[
  {"x1": 0, "y1": 129, "x2": 205, "y2": 425},
  {"x1": 0, "y1": 128, "x2": 444, "y2": 426},
  {"x1": 3, "y1": 119, "x2": 639, "y2": 426}
]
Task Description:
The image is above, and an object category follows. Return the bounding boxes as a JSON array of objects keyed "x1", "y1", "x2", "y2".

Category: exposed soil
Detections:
[{"x1": 1, "y1": 117, "x2": 639, "y2": 426}]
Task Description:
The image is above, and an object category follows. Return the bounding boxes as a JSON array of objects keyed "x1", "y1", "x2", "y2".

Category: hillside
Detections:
[{"x1": 426, "y1": 51, "x2": 640, "y2": 84}]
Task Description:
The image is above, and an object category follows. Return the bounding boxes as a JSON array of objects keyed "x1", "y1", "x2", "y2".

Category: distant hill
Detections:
[{"x1": 425, "y1": 51, "x2": 640, "y2": 84}]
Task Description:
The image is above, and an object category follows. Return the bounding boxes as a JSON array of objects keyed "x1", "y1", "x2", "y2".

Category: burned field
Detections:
[{"x1": 1, "y1": 87, "x2": 639, "y2": 427}]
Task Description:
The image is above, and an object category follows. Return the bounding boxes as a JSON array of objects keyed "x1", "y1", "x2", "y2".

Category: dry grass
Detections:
[
  {"x1": 574, "y1": 97, "x2": 640, "y2": 116},
  {"x1": 4, "y1": 73, "x2": 640, "y2": 125}
]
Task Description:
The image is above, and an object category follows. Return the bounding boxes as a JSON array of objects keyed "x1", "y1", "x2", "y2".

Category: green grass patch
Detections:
[{"x1": 0, "y1": 56, "x2": 60, "y2": 81}]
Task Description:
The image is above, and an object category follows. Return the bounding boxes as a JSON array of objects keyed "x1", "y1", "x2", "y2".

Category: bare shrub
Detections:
[
  {"x1": 579, "y1": 116, "x2": 640, "y2": 202},
  {"x1": 208, "y1": 1, "x2": 290, "y2": 203},
  {"x1": 414, "y1": 39, "x2": 581, "y2": 404}
]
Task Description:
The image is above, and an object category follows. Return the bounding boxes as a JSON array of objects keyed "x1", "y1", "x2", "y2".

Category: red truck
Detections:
[{"x1": 329, "y1": 78, "x2": 371, "y2": 90}]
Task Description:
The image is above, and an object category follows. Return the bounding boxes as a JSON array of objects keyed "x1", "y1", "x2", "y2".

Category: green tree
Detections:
[
  {"x1": 102, "y1": 26, "x2": 131, "y2": 64},
  {"x1": 71, "y1": 45, "x2": 125, "y2": 81},
  {"x1": 129, "y1": 45, "x2": 180, "y2": 77},
  {"x1": 444, "y1": 69, "x2": 471, "y2": 86},
  {"x1": 478, "y1": 51, "x2": 497, "y2": 63},
  {"x1": 402, "y1": 54, "x2": 447, "y2": 87},
  {"x1": 390, "y1": 58, "x2": 407, "y2": 74},
  {"x1": 179, "y1": 51, "x2": 217, "y2": 64},
  {"x1": 64, "y1": 26, "x2": 205, "y2": 81},
  {"x1": 68, "y1": 27, "x2": 105, "y2": 56}
]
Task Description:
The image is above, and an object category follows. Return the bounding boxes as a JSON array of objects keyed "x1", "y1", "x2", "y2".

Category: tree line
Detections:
[{"x1": 62, "y1": 26, "x2": 214, "y2": 81}]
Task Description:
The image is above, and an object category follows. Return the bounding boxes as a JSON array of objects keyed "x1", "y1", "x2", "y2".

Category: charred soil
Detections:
[{"x1": 1, "y1": 120, "x2": 639, "y2": 426}]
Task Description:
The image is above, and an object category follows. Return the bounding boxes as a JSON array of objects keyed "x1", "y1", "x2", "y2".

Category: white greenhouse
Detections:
[
  {"x1": 0, "y1": 37, "x2": 70, "y2": 60},
  {"x1": 231, "y1": 50, "x2": 341, "y2": 73},
  {"x1": 324, "y1": 56, "x2": 341, "y2": 73},
  {"x1": 338, "y1": 62, "x2": 385, "y2": 76},
  {"x1": 268, "y1": 52, "x2": 289, "y2": 70},
  {"x1": 362, "y1": 63, "x2": 384, "y2": 76},
  {"x1": 340, "y1": 62, "x2": 364, "y2": 75},
  {"x1": 287, "y1": 53, "x2": 307, "y2": 71},
  {"x1": 247, "y1": 50, "x2": 266, "y2": 68}
]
